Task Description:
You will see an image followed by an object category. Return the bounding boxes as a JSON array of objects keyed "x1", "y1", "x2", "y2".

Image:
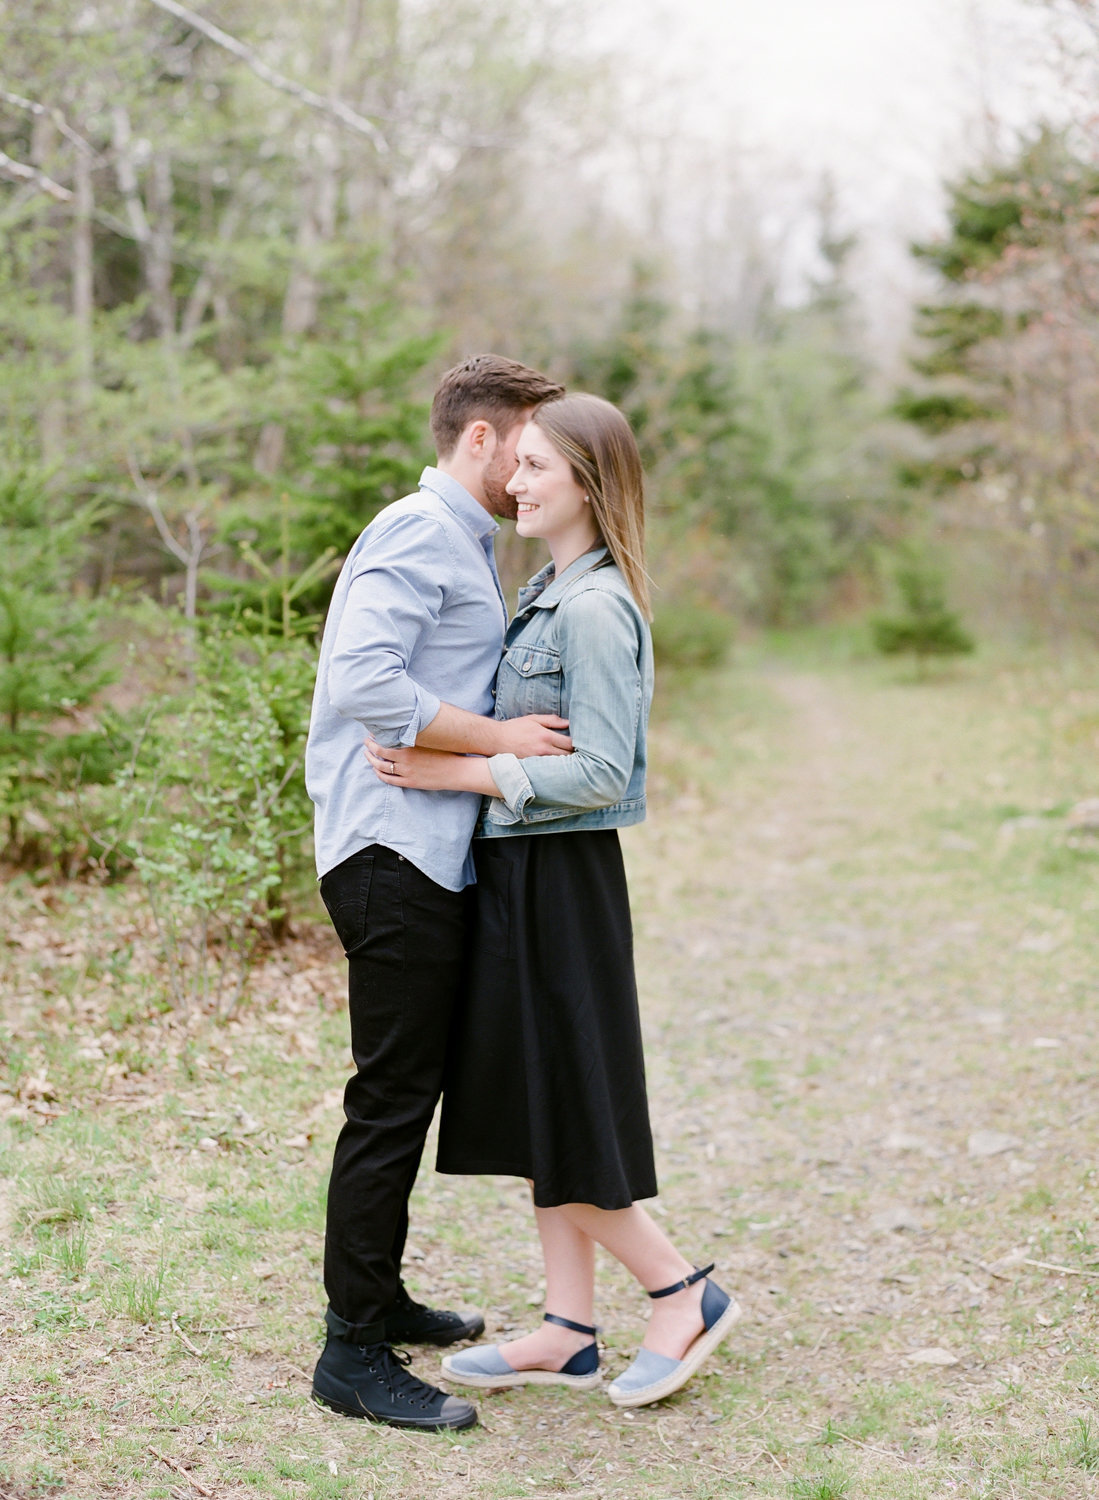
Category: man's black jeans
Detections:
[{"x1": 319, "y1": 844, "x2": 468, "y2": 1343}]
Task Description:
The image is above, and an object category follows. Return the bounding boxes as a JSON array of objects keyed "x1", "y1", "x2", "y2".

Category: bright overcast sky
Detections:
[
  {"x1": 589, "y1": 0, "x2": 1068, "y2": 338},
  {"x1": 601, "y1": 0, "x2": 1060, "y2": 201}
]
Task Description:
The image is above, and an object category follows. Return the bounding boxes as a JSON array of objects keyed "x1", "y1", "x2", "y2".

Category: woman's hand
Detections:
[{"x1": 364, "y1": 736, "x2": 499, "y2": 796}]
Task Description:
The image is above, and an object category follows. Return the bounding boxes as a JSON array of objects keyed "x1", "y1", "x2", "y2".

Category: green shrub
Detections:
[
  {"x1": 872, "y1": 551, "x2": 974, "y2": 670},
  {"x1": 0, "y1": 462, "x2": 117, "y2": 865},
  {"x1": 105, "y1": 617, "x2": 316, "y2": 1010},
  {"x1": 652, "y1": 602, "x2": 734, "y2": 670}
]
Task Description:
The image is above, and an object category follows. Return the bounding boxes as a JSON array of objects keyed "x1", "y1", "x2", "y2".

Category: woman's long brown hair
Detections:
[{"x1": 530, "y1": 393, "x2": 652, "y2": 620}]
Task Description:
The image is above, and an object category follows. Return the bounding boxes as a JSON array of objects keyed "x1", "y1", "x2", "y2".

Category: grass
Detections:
[{"x1": 3, "y1": 639, "x2": 1099, "y2": 1496}]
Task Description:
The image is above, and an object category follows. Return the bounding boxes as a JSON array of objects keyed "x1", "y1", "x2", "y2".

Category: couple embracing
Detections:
[{"x1": 303, "y1": 355, "x2": 739, "y2": 1431}]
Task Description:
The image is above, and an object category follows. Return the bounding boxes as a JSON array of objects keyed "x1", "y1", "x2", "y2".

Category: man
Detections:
[{"x1": 305, "y1": 355, "x2": 567, "y2": 1431}]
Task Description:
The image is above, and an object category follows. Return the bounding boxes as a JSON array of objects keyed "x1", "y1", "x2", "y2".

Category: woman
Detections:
[{"x1": 365, "y1": 393, "x2": 738, "y2": 1407}]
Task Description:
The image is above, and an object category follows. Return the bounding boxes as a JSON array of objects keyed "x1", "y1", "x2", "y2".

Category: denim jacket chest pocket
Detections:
[{"x1": 496, "y1": 642, "x2": 564, "y2": 718}]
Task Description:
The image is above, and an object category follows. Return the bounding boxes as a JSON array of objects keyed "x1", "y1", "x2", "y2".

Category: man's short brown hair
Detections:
[{"x1": 430, "y1": 354, "x2": 564, "y2": 458}]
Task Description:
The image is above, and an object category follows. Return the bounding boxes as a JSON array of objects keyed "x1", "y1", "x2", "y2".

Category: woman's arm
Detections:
[
  {"x1": 486, "y1": 588, "x2": 644, "y2": 824},
  {"x1": 363, "y1": 737, "x2": 501, "y2": 797}
]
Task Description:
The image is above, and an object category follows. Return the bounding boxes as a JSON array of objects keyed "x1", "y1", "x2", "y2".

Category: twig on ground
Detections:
[
  {"x1": 192, "y1": 1321, "x2": 260, "y2": 1333},
  {"x1": 171, "y1": 1320, "x2": 205, "y2": 1359},
  {"x1": 654, "y1": 1419, "x2": 676, "y2": 1454},
  {"x1": 763, "y1": 1447, "x2": 786, "y2": 1474},
  {"x1": 148, "y1": 1448, "x2": 213, "y2": 1497},
  {"x1": 1021, "y1": 1257, "x2": 1099, "y2": 1278},
  {"x1": 835, "y1": 1430, "x2": 910, "y2": 1464},
  {"x1": 958, "y1": 1253, "x2": 1010, "y2": 1282},
  {"x1": 727, "y1": 1399, "x2": 773, "y2": 1432}
]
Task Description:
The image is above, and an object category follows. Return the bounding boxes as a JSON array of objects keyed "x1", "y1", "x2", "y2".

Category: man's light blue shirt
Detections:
[{"x1": 305, "y1": 467, "x2": 507, "y2": 890}]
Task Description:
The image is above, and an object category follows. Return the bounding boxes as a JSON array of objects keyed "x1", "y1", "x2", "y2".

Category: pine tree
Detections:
[
  {"x1": 872, "y1": 552, "x2": 974, "y2": 673},
  {"x1": 0, "y1": 462, "x2": 116, "y2": 860}
]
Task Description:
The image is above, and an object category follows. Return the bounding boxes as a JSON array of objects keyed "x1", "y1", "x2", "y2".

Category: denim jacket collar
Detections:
[{"x1": 515, "y1": 546, "x2": 610, "y2": 616}]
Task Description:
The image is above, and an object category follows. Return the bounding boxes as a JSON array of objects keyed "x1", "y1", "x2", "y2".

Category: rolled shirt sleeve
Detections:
[
  {"x1": 326, "y1": 513, "x2": 450, "y2": 747},
  {"x1": 485, "y1": 589, "x2": 643, "y2": 824}
]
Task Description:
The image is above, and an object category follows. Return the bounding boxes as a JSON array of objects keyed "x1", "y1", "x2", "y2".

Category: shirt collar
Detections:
[
  {"x1": 516, "y1": 546, "x2": 610, "y2": 613},
  {"x1": 419, "y1": 466, "x2": 499, "y2": 544}
]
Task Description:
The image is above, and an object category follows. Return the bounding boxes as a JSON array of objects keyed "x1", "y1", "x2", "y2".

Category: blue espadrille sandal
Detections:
[
  {"x1": 607, "y1": 1264, "x2": 741, "y2": 1408},
  {"x1": 440, "y1": 1313, "x2": 602, "y2": 1391}
]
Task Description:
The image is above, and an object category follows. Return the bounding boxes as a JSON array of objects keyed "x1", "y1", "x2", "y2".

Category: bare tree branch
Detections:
[
  {"x1": 127, "y1": 452, "x2": 192, "y2": 568},
  {"x1": 0, "y1": 85, "x2": 101, "y2": 158},
  {"x1": 145, "y1": 0, "x2": 387, "y2": 152},
  {"x1": 126, "y1": 452, "x2": 209, "y2": 620},
  {"x1": 179, "y1": 192, "x2": 247, "y2": 346},
  {"x1": 0, "y1": 149, "x2": 71, "y2": 201}
]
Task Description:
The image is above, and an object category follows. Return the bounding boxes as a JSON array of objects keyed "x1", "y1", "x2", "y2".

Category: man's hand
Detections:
[{"x1": 491, "y1": 714, "x2": 572, "y2": 758}]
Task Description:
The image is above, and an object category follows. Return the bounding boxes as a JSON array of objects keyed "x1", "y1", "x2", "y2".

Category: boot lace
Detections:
[{"x1": 360, "y1": 1342, "x2": 440, "y2": 1410}]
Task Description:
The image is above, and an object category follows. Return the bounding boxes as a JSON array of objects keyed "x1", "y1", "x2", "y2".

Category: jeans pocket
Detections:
[{"x1": 320, "y1": 854, "x2": 375, "y2": 955}]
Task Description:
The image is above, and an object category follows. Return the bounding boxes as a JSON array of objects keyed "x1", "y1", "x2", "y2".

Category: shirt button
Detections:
[
  {"x1": 491, "y1": 687, "x2": 496, "y2": 696},
  {"x1": 522, "y1": 660, "x2": 532, "y2": 673}
]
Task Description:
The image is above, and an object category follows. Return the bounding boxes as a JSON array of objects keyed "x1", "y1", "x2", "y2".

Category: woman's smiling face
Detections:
[{"x1": 506, "y1": 421, "x2": 599, "y2": 563}]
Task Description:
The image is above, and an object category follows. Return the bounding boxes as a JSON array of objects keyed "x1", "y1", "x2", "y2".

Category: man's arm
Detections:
[
  {"x1": 416, "y1": 701, "x2": 572, "y2": 758},
  {"x1": 327, "y1": 511, "x2": 572, "y2": 758},
  {"x1": 327, "y1": 514, "x2": 447, "y2": 745}
]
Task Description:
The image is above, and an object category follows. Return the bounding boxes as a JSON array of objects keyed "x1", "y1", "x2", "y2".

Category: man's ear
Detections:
[{"x1": 464, "y1": 419, "x2": 493, "y2": 458}]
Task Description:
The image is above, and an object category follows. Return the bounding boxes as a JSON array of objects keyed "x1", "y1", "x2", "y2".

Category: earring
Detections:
[{"x1": 583, "y1": 494, "x2": 590, "y2": 503}]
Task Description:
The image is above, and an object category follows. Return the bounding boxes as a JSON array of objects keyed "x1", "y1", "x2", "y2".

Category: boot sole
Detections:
[
  {"x1": 312, "y1": 1389, "x2": 479, "y2": 1430},
  {"x1": 440, "y1": 1358, "x2": 603, "y2": 1392},
  {"x1": 607, "y1": 1298, "x2": 743, "y2": 1408}
]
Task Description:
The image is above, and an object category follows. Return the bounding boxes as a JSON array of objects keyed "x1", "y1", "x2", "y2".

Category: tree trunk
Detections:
[
  {"x1": 72, "y1": 148, "x2": 94, "y2": 406},
  {"x1": 255, "y1": 0, "x2": 369, "y2": 478},
  {"x1": 148, "y1": 151, "x2": 177, "y2": 342}
]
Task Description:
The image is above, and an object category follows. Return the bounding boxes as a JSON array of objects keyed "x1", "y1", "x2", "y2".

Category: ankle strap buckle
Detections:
[{"x1": 647, "y1": 1263, "x2": 715, "y2": 1300}]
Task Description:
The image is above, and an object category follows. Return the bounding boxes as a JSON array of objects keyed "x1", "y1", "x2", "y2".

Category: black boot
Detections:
[
  {"x1": 384, "y1": 1285, "x2": 486, "y2": 1347},
  {"x1": 312, "y1": 1337, "x2": 477, "y2": 1430}
]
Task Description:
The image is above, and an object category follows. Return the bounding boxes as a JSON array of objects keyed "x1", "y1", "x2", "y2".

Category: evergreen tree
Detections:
[
  {"x1": 893, "y1": 129, "x2": 1099, "y2": 626},
  {"x1": 872, "y1": 550, "x2": 974, "y2": 672},
  {"x1": 0, "y1": 462, "x2": 116, "y2": 860}
]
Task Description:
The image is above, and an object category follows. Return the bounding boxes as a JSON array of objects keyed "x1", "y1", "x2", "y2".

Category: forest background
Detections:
[
  {"x1": 1, "y1": 0, "x2": 1099, "y2": 980},
  {"x1": 6, "y1": 3, "x2": 1099, "y2": 1497}
]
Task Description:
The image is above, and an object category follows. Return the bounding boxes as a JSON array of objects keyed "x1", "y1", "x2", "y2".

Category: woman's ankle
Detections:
[
  {"x1": 502, "y1": 1319, "x2": 592, "y2": 1370},
  {"x1": 641, "y1": 1280, "x2": 705, "y2": 1360}
]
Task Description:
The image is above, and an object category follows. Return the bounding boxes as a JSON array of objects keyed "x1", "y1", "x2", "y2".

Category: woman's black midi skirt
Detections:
[{"x1": 436, "y1": 829, "x2": 657, "y2": 1209}]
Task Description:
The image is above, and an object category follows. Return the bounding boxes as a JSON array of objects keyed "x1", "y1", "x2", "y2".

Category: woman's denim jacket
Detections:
[{"x1": 477, "y1": 546, "x2": 653, "y2": 838}]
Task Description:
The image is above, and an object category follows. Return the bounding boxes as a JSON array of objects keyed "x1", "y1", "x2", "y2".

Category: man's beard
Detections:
[{"x1": 483, "y1": 451, "x2": 519, "y2": 519}]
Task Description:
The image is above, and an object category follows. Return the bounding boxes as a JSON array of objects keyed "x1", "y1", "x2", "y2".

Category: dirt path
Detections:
[
  {"x1": 615, "y1": 652, "x2": 1099, "y2": 1495},
  {"x1": 4, "y1": 650, "x2": 1099, "y2": 1499}
]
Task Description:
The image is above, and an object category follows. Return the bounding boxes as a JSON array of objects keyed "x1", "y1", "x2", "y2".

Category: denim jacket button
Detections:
[{"x1": 522, "y1": 660, "x2": 532, "y2": 672}]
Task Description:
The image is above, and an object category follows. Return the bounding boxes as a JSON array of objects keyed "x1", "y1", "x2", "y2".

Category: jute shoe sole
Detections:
[
  {"x1": 607, "y1": 1297, "x2": 743, "y2": 1408},
  {"x1": 440, "y1": 1357, "x2": 602, "y2": 1392}
]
